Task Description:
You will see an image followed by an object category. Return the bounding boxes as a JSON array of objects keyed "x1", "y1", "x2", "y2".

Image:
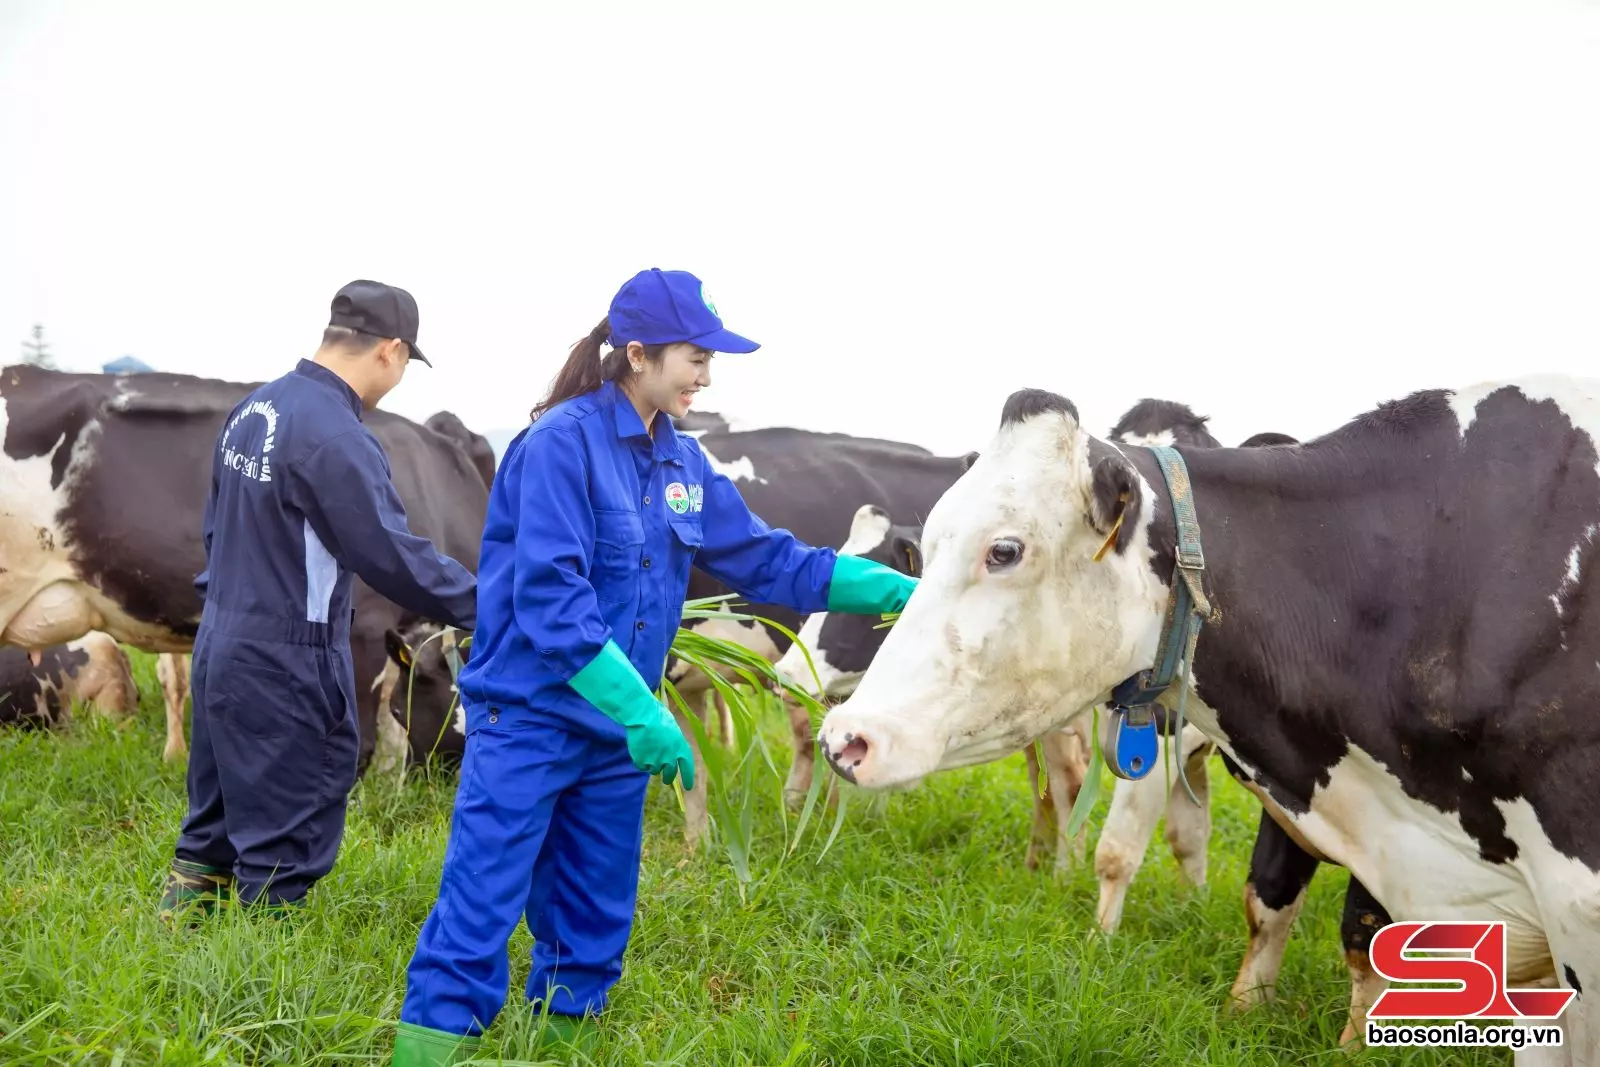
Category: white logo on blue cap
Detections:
[{"x1": 700, "y1": 283, "x2": 718, "y2": 318}]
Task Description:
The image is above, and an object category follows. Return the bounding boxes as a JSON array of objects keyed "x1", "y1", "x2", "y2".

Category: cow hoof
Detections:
[
  {"x1": 163, "y1": 743, "x2": 187, "y2": 763},
  {"x1": 1226, "y1": 987, "x2": 1272, "y2": 1015}
]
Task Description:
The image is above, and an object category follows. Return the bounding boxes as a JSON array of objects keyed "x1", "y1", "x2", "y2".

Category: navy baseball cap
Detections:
[
  {"x1": 606, "y1": 268, "x2": 759, "y2": 354},
  {"x1": 328, "y1": 279, "x2": 431, "y2": 367}
]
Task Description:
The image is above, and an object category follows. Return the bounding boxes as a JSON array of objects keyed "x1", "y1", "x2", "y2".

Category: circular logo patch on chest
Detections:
[{"x1": 665, "y1": 482, "x2": 690, "y2": 514}]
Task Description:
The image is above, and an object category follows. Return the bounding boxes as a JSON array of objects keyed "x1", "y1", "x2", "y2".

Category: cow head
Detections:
[
  {"x1": 425, "y1": 411, "x2": 496, "y2": 490},
  {"x1": 380, "y1": 619, "x2": 468, "y2": 765},
  {"x1": 1110, "y1": 398, "x2": 1223, "y2": 449},
  {"x1": 774, "y1": 504, "x2": 925, "y2": 700},
  {"x1": 1238, "y1": 431, "x2": 1298, "y2": 448},
  {"x1": 816, "y1": 388, "x2": 1172, "y2": 790}
]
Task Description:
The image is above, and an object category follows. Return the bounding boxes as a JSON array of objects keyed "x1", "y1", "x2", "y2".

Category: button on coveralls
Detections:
[
  {"x1": 400, "y1": 380, "x2": 840, "y2": 1035},
  {"x1": 176, "y1": 359, "x2": 478, "y2": 905}
]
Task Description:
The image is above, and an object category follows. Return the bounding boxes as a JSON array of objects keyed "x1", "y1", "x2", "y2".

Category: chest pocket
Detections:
[
  {"x1": 591, "y1": 508, "x2": 645, "y2": 602},
  {"x1": 667, "y1": 517, "x2": 703, "y2": 555}
]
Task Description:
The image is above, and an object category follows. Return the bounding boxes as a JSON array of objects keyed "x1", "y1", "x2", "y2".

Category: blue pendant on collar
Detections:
[{"x1": 1102, "y1": 446, "x2": 1215, "y2": 794}]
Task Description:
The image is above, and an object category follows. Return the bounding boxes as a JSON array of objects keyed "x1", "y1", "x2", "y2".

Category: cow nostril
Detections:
[{"x1": 821, "y1": 728, "x2": 872, "y2": 783}]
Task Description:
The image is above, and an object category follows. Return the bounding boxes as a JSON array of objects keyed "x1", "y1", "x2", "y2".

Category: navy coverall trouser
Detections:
[
  {"x1": 399, "y1": 705, "x2": 649, "y2": 1036},
  {"x1": 175, "y1": 605, "x2": 361, "y2": 906}
]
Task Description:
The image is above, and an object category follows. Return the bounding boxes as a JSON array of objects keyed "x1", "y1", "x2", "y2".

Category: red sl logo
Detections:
[{"x1": 1368, "y1": 921, "x2": 1577, "y2": 1020}]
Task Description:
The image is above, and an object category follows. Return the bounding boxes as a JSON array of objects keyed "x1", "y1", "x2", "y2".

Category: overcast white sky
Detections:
[{"x1": 4, "y1": 0, "x2": 1598, "y2": 458}]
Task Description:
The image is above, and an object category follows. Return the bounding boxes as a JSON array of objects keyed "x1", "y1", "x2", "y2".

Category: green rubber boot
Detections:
[
  {"x1": 533, "y1": 1013, "x2": 598, "y2": 1057},
  {"x1": 390, "y1": 1021, "x2": 482, "y2": 1066},
  {"x1": 157, "y1": 860, "x2": 234, "y2": 925},
  {"x1": 238, "y1": 894, "x2": 307, "y2": 922}
]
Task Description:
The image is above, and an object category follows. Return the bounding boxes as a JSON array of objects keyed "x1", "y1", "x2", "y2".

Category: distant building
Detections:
[{"x1": 103, "y1": 355, "x2": 155, "y2": 375}]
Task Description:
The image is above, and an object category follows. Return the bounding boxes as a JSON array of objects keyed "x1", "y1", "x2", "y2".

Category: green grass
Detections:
[{"x1": 0, "y1": 649, "x2": 1505, "y2": 1066}]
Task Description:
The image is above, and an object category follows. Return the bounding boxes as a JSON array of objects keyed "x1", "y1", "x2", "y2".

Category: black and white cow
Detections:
[
  {"x1": 768, "y1": 400, "x2": 1381, "y2": 1042},
  {"x1": 0, "y1": 363, "x2": 490, "y2": 776},
  {"x1": 380, "y1": 417, "x2": 973, "y2": 849},
  {"x1": 0, "y1": 631, "x2": 139, "y2": 729},
  {"x1": 819, "y1": 378, "x2": 1600, "y2": 1063}
]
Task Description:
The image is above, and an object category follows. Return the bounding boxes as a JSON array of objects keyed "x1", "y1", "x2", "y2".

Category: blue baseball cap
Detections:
[{"x1": 607, "y1": 268, "x2": 759, "y2": 354}]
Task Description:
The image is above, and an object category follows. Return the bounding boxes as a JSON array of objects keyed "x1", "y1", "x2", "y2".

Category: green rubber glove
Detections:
[
  {"x1": 826, "y1": 553, "x2": 920, "y2": 615},
  {"x1": 568, "y1": 640, "x2": 696, "y2": 790}
]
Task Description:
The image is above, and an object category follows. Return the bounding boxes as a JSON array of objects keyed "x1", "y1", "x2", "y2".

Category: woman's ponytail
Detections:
[
  {"x1": 531, "y1": 317, "x2": 611, "y2": 421},
  {"x1": 530, "y1": 315, "x2": 665, "y2": 421}
]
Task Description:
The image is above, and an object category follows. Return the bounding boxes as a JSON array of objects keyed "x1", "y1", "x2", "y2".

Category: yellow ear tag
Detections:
[
  {"x1": 1092, "y1": 493, "x2": 1129, "y2": 563},
  {"x1": 397, "y1": 644, "x2": 413, "y2": 668}
]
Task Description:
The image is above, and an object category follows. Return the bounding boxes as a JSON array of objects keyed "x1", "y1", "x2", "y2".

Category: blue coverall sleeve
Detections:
[
  {"x1": 510, "y1": 427, "x2": 616, "y2": 683},
  {"x1": 193, "y1": 432, "x2": 222, "y2": 600},
  {"x1": 694, "y1": 460, "x2": 838, "y2": 615},
  {"x1": 289, "y1": 430, "x2": 479, "y2": 631}
]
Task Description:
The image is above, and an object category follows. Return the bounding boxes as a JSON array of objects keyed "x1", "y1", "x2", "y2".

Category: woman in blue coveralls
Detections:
[{"x1": 390, "y1": 268, "x2": 920, "y2": 1066}]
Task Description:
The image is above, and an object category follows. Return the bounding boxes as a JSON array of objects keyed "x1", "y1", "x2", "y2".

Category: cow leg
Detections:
[
  {"x1": 1023, "y1": 742, "x2": 1055, "y2": 872},
  {"x1": 348, "y1": 592, "x2": 407, "y2": 778},
  {"x1": 1336, "y1": 875, "x2": 1390, "y2": 1049},
  {"x1": 715, "y1": 689, "x2": 734, "y2": 747},
  {"x1": 1524, "y1": 880, "x2": 1600, "y2": 1067},
  {"x1": 1094, "y1": 736, "x2": 1173, "y2": 933},
  {"x1": 702, "y1": 687, "x2": 733, "y2": 747},
  {"x1": 783, "y1": 691, "x2": 817, "y2": 811},
  {"x1": 156, "y1": 653, "x2": 191, "y2": 763},
  {"x1": 1163, "y1": 726, "x2": 1214, "y2": 890},
  {"x1": 1041, "y1": 724, "x2": 1091, "y2": 874},
  {"x1": 669, "y1": 700, "x2": 710, "y2": 851},
  {"x1": 1227, "y1": 810, "x2": 1320, "y2": 1013}
]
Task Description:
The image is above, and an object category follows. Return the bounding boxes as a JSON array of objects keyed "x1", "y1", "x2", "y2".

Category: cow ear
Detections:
[
  {"x1": 891, "y1": 534, "x2": 924, "y2": 576},
  {"x1": 1089, "y1": 456, "x2": 1143, "y2": 559},
  {"x1": 384, "y1": 629, "x2": 414, "y2": 670},
  {"x1": 961, "y1": 450, "x2": 981, "y2": 472}
]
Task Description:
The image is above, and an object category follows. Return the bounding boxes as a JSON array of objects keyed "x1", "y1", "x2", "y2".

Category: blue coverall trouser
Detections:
[
  {"x1": 400, "y1": 706, "x2": 650, "y2": 1036},
  {"x1": 174, "y1": 608, "x2": 361, "y2": 905}
]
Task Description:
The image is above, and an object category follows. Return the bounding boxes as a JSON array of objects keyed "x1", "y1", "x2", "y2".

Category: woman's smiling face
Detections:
[{"x1": 632, "y1": 342, "x2": 714, "y2": 420}]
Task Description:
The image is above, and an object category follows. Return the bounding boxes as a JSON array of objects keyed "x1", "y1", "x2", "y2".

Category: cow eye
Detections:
[{"x1": 986, "y1": 538, "x2": 1024, "y2": 571}]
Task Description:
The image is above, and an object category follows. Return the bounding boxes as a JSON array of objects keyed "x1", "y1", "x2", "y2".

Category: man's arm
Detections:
[
  {"x1": 288, "y1": 429, "x2": 478, "y2": 630},
  {"x1": 192, "y1": 434, "x2": 223, "y2": 601}
]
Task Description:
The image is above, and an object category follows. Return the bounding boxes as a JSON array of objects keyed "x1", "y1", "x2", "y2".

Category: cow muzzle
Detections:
[{"x1": 820, "y1": 727, "x2": 871, "y2": 783}]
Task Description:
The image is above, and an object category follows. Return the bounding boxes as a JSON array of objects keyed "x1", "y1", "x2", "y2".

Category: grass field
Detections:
[{"x1": 0, "y1": 649, "x2": 1507, "y2": 1066}]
